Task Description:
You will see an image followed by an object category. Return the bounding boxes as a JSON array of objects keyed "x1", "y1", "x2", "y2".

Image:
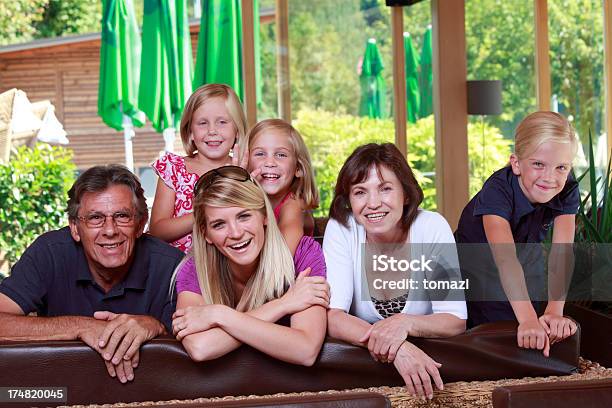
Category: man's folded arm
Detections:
[{"x1": 0, "y1": 292, "x2": 103, "y2": 341}]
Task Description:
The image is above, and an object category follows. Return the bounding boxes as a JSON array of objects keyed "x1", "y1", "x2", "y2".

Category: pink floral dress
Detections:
[{"x1": 151, "y1": 152, "x2": 199, "y2": 252}]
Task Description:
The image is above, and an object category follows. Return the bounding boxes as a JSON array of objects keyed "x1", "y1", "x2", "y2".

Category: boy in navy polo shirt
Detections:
[{"x1": 456, "y1": 111, "x2": 579, "y2": 357}]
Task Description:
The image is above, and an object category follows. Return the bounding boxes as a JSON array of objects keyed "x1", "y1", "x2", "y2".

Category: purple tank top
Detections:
[{"x1": 176, "y1": 235, "x2": 326, "y2": 295}]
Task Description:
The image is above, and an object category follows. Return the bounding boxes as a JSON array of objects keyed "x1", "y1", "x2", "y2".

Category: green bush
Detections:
[
  {"x1": 0, "y1": 144, "x2": 76, "y2": 270},
  {"x1": 294, "y1": 109, "x2": 512, "y2": 217}
]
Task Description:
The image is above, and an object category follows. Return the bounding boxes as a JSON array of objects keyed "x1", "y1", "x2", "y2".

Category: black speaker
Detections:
[{"x1": 385, "y1": 0, "x2": 425, "y2": 6}]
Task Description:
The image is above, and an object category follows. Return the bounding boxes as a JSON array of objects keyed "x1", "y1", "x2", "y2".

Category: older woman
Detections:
[
  {"x1": 171, "y1": 165, "x2": 329, "y2": 366},
  {"x1": 324, "y1": 143, "x2": 467, "y2": 400}
]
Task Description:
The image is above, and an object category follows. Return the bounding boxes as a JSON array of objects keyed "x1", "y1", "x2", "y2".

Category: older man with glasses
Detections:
[{"x1": 0, "y1": 165, "x2": 184, "y2": 384}]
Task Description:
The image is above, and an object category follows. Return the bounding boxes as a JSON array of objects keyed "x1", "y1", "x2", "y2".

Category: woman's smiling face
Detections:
[
  {"x1": 203, "y1": 205, "x2": 266, "y2": 276},
  {"x1": 349, "y1": 165, "x2": 406, "y2": 243}
]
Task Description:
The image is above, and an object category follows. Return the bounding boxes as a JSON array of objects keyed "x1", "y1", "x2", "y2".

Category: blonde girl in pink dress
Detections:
[{"x1": 149, "y1": 84, "x2": 247, "y2": 252}]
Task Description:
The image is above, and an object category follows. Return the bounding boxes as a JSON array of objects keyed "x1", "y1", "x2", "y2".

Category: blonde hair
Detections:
[
  {"x1": 180, "y1": 84, "x2": 247, "y2": 156},
  {"x1": 246, "y1": 119, "x2": 319, "y2": 210},
  {"x1": 514, "y1": 111, "x2": 579, "y2": 159},
  {"x1": 175, "y1": 167, "x2": 295, "y2": 311}
]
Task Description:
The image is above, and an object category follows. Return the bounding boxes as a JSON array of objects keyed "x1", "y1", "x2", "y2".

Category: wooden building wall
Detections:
[{"x1": 0, "y1": 30, "x2": 200, "y2": 171}]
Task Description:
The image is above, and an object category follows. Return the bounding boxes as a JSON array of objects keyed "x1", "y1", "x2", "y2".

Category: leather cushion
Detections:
[
  {"x1": 0, "y1": 321, "x2": 579, "y2": 406},
  {"x1": 492, "y1": 378, "x2": 612, "y2": 408}
]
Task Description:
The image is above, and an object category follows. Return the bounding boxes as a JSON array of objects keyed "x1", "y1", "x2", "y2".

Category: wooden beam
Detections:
[
  {"x1": 431, "y1": 0, "x2": 469, "y2": 230},
  {"x1": 241, "y1": 0, "x2": 257, "y2": 128},
  {"x1": 276, "y1": 0, "x2": 291, "y2": 122},
  {"x1": 55, "y1": 70, "x2": 65, "y2": 123},
  {"x1": 534, "y1": 0, "x2": 551, "y2": 110},
  {"x1": 391, "y1": 6, "x2": 407, "y2": 157},
  {"x1": 604, "y1": 0, "x2": 612, "y2": 164}
]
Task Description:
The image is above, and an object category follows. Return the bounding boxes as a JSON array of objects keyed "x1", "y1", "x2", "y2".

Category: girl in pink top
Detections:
[
  {"x1": 245, "y1": 119, "x2": 319, "y2": 255},
  {"x1": 149, "y1": 84, "x2": 248, "y2": 252}
]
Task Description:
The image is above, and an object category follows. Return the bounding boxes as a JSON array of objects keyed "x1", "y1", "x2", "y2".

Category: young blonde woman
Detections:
[{"x1": 171, "y1": 166, "x2": 328, "y2": 365}]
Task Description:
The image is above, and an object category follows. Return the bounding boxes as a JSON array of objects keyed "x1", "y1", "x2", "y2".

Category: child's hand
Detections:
[
  {"x1": 517, "y1": 318, "x2": 550, "y2": 357},
  {"x1": 231, "y1": 143, "x2": 249, "y2": 169},
  {"x1": 249, "y1": 167, "x2": 262, "y2": 180},
  {"x1": 230, "y1": 143, "x2": 261, "y2": 179},
  {"x1": 539, "y1": 314, "x2": 577, "y2": 344}
]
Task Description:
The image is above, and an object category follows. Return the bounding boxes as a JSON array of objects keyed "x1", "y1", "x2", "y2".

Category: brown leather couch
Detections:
[
  {"x1": 140, "y1": 392, "x2": 391, "y2": 408},
  {"x1": 492, "y1": 378, "x2": 612, "y2": 408},
  {"x1": 0, "y1": 322, "x2": 579, "y2": 406},
  {"x1": 565, "y1": 302, "x2": 612, "y2": 367}
]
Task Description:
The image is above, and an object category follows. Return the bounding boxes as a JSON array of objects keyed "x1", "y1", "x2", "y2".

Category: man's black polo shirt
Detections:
[
  {"x1": 456, "y1": 166, "x2": 579, "y2": 244},
  {"x1": 0, "y1": 227, "x2": 184, "y2": 331}
]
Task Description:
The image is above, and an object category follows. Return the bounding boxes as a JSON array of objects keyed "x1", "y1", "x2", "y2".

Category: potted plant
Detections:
[{"x1": 565, "y1": 131, "x2": 611, "y2": 366}]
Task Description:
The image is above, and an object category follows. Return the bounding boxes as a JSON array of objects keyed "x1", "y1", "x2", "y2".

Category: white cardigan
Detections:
[{"x1": 323, "y1": 210, "x2": 467, "y2": 323}]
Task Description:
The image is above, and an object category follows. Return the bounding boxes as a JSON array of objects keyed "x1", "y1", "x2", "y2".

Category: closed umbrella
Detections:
[
  {"x1": 404, "y1": 32, "x2": 420, "y2": 124},
  {"x1": 139, "y1": 0, "x2": 193, "y2": 152},
  {"x1": 98, "y1": 0, "x2": 145, "y2": 171},
  {"x1": 193, "y1": 0, "x2": 261, "y2": 103},
  {"x1": 359, "y1": 38, "x2": 387, "y2": 119},
  {"x1": 418, "y1": 25, "x2": 433, "y2": 118}
]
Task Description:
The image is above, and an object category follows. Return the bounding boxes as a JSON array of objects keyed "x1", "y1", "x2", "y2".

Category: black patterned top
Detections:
[{"x1": 371, "y1": 293, "x2": 409, "y2": 319}]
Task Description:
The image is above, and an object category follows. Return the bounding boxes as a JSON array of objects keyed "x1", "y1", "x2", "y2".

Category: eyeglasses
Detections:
[
  {"x1": 195, "y1": 165, "x2": 252, "y2": 195},
  {"x1": 77, "y1": 211, "x2": 137, "y2": 228}
]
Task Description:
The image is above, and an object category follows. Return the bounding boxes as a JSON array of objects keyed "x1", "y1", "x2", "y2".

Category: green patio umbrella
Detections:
[
  {"x1": 418, "y1": 25, "x2": 433, "y2": 118},
  {"x1": 98, "y1": 0, "x2": 145, "y2": 170},
  {"x1": 193, "y1": 0, "x2": 261, "y2": 103},
  {"x1": 404, "y1": 32, "x2": 420, "y2": 124},
  {"x1": 359, "y1": 38, "x2": 387, "y2": 119},
  {"x1": 139, "y1": 0, "x2": 193, "y2": 152}
]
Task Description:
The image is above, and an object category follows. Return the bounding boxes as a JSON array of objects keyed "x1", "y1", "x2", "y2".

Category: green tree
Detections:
[
  {"x1": 34, "y1": 0, "x2": 101, "y2": 38},
  {"x1": 465, "y1": 0, "x2": 605, "y2": 145},
  {"x1": 0, "y1": 0, "x2": 101, "y2": 46},
  {"x1": 549, "y1": 0, "x2": 604, "y2": 145},
  {"x1": 465, "y1": 0, "x2": 536, "y2": 137},
  {"x1": 350, "y1": 0, "x2": 537, "y2": 138},
  {"x1": 257, "y1": 16, "x2": 282, "y2": 118},
  {"x1": 287, "y1": 1, "x2": 367, "y2": 114},
  {"x1": 0, "y1": 0, "x2": 47, "y2": 46}
]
